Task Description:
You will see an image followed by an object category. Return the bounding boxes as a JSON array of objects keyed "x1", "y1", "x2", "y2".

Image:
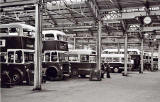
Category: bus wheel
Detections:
[
  {"x1": 46, "y1": 67, "x2": 57, "y2": 81},
  {"x1": 10, "y1": 69, "x2": 23, "y2": 85},
  {"x1": 113, "y1": 67, "x2": 119, "y2": 73}
]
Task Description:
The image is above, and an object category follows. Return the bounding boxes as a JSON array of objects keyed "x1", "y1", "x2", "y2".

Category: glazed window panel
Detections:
[{"x1": 113, "y1": 57, "x2": 119, "y2": 62}]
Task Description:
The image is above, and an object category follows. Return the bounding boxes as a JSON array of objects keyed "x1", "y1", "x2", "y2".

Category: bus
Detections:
[
  {"x1": 101, "y1": 54, "x2": 133, "y2": 73},
  {"x1": 0, "y1": 23, "x2": 35, "y2": 86},
  {"x1": 102, "y1": 48, "x2": 140, "y2": 71},
  {"x1": 42, "y1": 30, "x2": 70, "y2": 80},
  {"x1": 68, "y1": 49, "x2": 96, "y2": 78}
]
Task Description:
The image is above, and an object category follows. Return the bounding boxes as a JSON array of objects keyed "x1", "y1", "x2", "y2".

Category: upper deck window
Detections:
[
  {"x1": 0, "y1": 28, "x2": 8, "y2": 33},
  {"x1": 0, "y1": 52, "x2": 7, "y2": 62},
  {"x1": 45, "y1": 52, "x2": 50, "y2": 62},
  {"x1": 23, "y1": 28, "x2": 35, "y2": 37},
  {"x1": 9, "y1": 27, "x2": 19, "y2": 35},
  {"x1": 51, "y1": 52, "x2": 57, "y2": 61},
  {"x1": 15, "y1": 50, "x2": 23, "y2": 63},
  {"x1": 8, "y1": 51, "x2": 14, "y2": 63},
  {"x1": 57, "y1": 34, "x2": 63, "y2": 41},
  {"x1": 44, "y1": 33, "x2": 55, "y2": 40}
]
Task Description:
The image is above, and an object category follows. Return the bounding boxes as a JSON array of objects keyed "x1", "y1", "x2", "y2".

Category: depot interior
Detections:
[{"x1": 0, "y1": 0, "x2": 160, "y2": 89}]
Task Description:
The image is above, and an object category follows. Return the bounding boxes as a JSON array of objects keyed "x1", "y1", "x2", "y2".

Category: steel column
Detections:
[
  {"x1": 123, "y1": 34, "x2": 128, "y2": 76},
  {"x1": 158, "y1": 43, "x2": 160, "y2": 70},
  {"x1": 33, "y1": 2, "x2": 42, "y2": 90},
  {"x1": 97, "y1": 20, "x2": 102, "y2": 71},
  {"x1": 151, "y1": 46, "x2": 154, "y2": 71},
  {"x1": 140, "y1": 39, "x2": 144, "y2": 73}
]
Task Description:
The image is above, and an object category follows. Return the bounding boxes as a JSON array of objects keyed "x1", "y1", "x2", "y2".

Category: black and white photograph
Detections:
[{"x1": 0, "y1": 0, "x2": 160, "y2": 102}]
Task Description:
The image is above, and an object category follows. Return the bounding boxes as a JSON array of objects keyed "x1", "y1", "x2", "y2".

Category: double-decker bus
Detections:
[
  {"x1": 0, "y1": 23, "x2": 35, "y2": 86},
  {"x1": 68, "y1": 49, "x2": 96, "y2": 78},
  {"x1": 42, "y1": 30, "x2": 70, "y2": 80},
  {"x1": 101, "y1": 54, "x2": 133, "y2": 73},
  {"x1": 102, "y1": 48, "x2": 140, "y2": 71}
]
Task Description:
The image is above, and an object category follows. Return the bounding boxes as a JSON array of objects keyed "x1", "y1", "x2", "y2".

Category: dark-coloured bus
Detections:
[
  {"x1": 42, "y1": 30, "x2": 70, "y2": 80},
  {"x1": 0, "y1": 23, "x2": 35, "y2": 86},
  {"x1": 69, "y1": 49, "x2": 96, "y2": 78}
]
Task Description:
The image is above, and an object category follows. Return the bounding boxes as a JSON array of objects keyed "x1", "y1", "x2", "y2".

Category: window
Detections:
[
  {"x1": 106, "y1": 57, "x2": 112, "y2": 62},
  {"x1": 44, "y1": 33, "x2": 54, "y2": 40},
  {"x1": 23, "y1": 29, "x2": 35, "y2": 37},
  {"x1": 15, "y1": 50, "x2": 23, "y2": 63},
  {"x1": 0, "y1": 52, "x2": 7, "y2": 62},
  {"x1": 121, "y1": 58, "x2": 124, "y2": 62},
  {"x1": 0, "y1": 28, "x2": 8, "y2": 33},
  {"x1": 45, "y1": 52, "x2": 50, "y2": 62},
  {"x1": 24, "y1": 52, "x2": 34, "y2": 62},
  {"x1": 9, "y1": 27, "x2": 19, "y2": 35},
  {"x1": 8, "y1": 51, "x2": 14, "y2": 63},
  {"x1": 59, "y1": 53, "x2": 65, "y2": 62},
  {"x1": 51, "y1": 52, "x2": 57, "y2": 61},
  {"x1": 80, "y1": 55, "x2": 89, "y2": 62},
  {"x1": 89, "y1": 55, "x2": 96, "y2": 62},
  {"x1": 57, "y1": 34, "x2": 63, "y2": 41},
  {"x1": 113, "y1": 57, "x2": 119, "y2": 62},
  {"x1": 69, "y1": 54, "x2": 79, "y2": 61}
]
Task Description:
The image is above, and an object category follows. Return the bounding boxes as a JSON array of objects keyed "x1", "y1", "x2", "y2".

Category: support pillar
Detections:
[
  {"x1": 123, "y1": 34, "x2": 128, "y2": 76},
  {"x1": 158, "y1": 43, "x2": 160, "y2": 70},
  {"x1": 33, "y1": 2, "x2": 42, "y2": 90},
  {"x1": 140, "y1": 39, "x2": 144, "y2": 73},
  {"x1": 89, "y1": 20, "x2": 102, "y2": 81}
]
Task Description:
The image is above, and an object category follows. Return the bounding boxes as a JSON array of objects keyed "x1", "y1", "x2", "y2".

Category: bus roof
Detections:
[
  {"x1": 102, "y1": 48, "x2": 140, "y2": 54},
  {"x1": 42, "y1": 30, "x2": 66, "y2": 36},
  {"x1": 0, "y1": 23, "x2": 35, "y2": 31},
  {"x1": 69, "y1": 49, "x2": 96, "y2": 55},
  {"x1": 101, "y1": 54, "x2": 125, "y2": 57}
]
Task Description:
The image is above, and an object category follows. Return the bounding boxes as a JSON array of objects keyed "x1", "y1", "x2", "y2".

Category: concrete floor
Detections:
[{"x1": 1, "y1": 71, "x2": 160, "y2": 102}]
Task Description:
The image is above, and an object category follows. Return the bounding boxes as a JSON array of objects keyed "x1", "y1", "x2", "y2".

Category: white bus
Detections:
[
  {"x1": 102, "y1": 48, "x2": 141, "y2": 71},
  {"x1": 69, "y1": 49, "x2": 96, "y2": 78},
  {"x1": 101, "y1": 54, "x2": 133, "y2": 73}
]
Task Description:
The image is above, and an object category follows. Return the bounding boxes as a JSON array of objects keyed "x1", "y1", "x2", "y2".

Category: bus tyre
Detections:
[
  {"x1": 11, "y1": 68, "x2": 23, "y2": 85},
  {"x1": 113, "y1": 67, "x2": 119, "y2": 73}
]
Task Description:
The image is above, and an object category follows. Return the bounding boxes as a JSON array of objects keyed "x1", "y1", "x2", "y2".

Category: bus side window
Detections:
[
  {"x1": 8, "y1": 51, "x2": 14, "y2": 63},
  {"x1": 89, "y1": 55, "x2": 96, "y2": 62},
  {"x1": 45, "y1": 52, "x2": 50, "y2": 62},
  {"x1": 51, "y1": 52, "x2": 57, "y2": 61},
  {"x1": 15, "y1": 51, "x2": 23, "y2": 63},
  {"x1": 80, "y1": 55, "x2": 89, "y2": 62},
  {"x1": 106, "y1": 57, "x2": 112, "y2": 62},
  {"x1": 0, "y1": 53, "x2": 6, "y2": 62},
  {"x1": 69, "y1": 54, "x2": 78, "y2": 61}
]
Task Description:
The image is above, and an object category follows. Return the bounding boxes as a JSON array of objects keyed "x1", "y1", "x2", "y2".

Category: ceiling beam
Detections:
[
  {"x1": 85, "y1": 0, "x2": 100, "y2": 21},
  {"x1": 45, "y1": 10, "x2": 58, "y2": 26},
  {"x1": 0, "y1": 0, "x2": 35, "y2": 8},
  {"x1": 63, "y1": 1, "x2": 79, "y2": 24}
]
